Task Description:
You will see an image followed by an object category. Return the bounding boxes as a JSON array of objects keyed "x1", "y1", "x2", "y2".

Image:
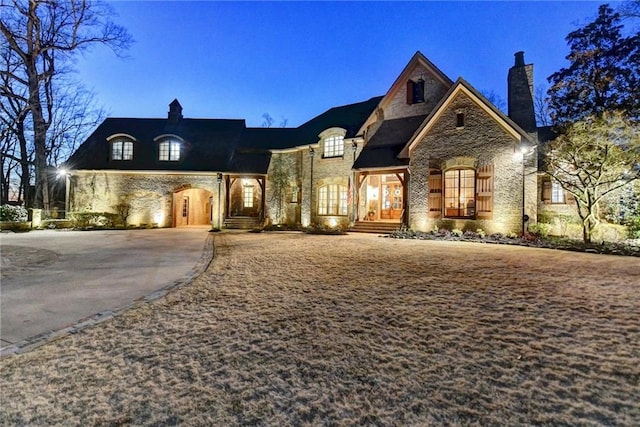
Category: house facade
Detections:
[{"x1": 66, "y1": 51, "x2": 548, "y2": 234}]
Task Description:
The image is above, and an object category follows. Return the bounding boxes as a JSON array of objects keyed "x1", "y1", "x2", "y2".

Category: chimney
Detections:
[
  {"x1": 507, "y1": 51, "x2": 536, "y2": 134},
  {"x1": 168, "y1": 99, "x2": 183, "y2": 124}
]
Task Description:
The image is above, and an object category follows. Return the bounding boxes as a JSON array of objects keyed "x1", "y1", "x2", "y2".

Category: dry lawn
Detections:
[{"x1": 1, "y1": 232, "x2": 639, "y2": 426}]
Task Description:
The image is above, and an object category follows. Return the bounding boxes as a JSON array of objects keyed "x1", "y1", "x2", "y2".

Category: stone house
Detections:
[{"x1": 66, "y1": 51, "x2": 560, "y2": 234}]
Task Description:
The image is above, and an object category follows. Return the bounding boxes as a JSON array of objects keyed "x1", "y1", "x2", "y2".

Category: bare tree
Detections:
[
  {"x1": 261, "y1": 112, "x2": 274, "y2": 128},
  {"x1": 534, "y1": 85, "x2": 552, "y2": 127},
  {"x1": 1, "y1": 0, "x2": 132, "y2": 209},
  {"x1": 480, "y1": 89, "x2": 506, "y2": 113}
]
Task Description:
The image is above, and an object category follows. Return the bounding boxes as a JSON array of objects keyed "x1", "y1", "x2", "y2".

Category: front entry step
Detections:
[
  {"x1": 349, "y1": 221, "x2": 401, "y2": 234},
  {"x1": 223, "y1": 217, "x2": 262, "y2": 229}
]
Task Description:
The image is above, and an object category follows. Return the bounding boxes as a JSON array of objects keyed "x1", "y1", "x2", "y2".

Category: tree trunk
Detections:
[
  {"x1": 16, "y1": 117, "x2": 31, "y2": 207},
  {"x1": 26, "y1": 60, "x2": 50, "y2": 211}
]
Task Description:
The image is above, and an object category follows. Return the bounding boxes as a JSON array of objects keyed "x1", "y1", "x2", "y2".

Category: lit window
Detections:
[
  {"x1": 323, "y1": 135, "x2": 344, "y2": 158},
  {"x1": 243, "y1": 186, "x2": 254, "y2": 208},
  {"x1": 551, "y1": 182, "x2": 565, "y2": 203},
  {"x1": 444, "y1": 169, "x2": 475, "y2": 218},
  {"x1": 318, "y1": 184, "x2": 347, "y2": 216},
  {"x1": 159, "y1": 140, "x2": 180, "y2": 161},
  {"x1": 112, "y1": 140, "x2": 133, "y2": 160}
]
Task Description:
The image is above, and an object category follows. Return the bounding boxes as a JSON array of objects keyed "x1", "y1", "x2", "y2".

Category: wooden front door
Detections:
[{"x1": 381, "y1": 183, "x2": 403, "y2": 220}]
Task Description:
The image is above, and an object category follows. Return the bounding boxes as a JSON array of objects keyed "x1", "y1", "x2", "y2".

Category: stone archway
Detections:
[{"x1": 173, "y1": 188, "x2": 213, "y2": 227}]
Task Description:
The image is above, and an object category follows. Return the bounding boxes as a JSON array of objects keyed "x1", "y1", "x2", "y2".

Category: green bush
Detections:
[
  {"x1": 451, "y1": 228, "x2": 463, "y2": 237},
  {"x1": 41, "y1": 219, "x2": 74, "y2": 229},
  {"x1": 0, "y1": 205, "x2": 28, "y2": 222},
  {"x1": 0, "y1": 221, "x2": 31, "y2": 232},
  {"x1": 593, "y1": 223, "x2": 628, "y2": 242},
  {"x1": 624, "y1": 216, "x2": 640, "y2": 239},
  {"x1": 69, "y1": 212, "x2": 120, "y2": 229},
  {"x1": 529, "y1": 222, "x2": 552, "y2": 238}
]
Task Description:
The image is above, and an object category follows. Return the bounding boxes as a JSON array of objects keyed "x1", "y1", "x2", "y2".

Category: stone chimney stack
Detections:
[
  {"x1": 168, "y1": 99, "x2": 183, "y2": 124},
  {"x1": 507, "y1": 51, "x2": 536, "y2": 134}
]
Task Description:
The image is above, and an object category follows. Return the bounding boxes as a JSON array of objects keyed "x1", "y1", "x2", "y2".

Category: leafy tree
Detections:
[
  {"x1": 1, "y1": 0, "x2": 132, "y2": 210},
  {"x1": 544, "y1": 112, "x2": 640, "y2": 243},
  {"x1": 547, "y1": 4, "x2": 640, "y2": 126}
]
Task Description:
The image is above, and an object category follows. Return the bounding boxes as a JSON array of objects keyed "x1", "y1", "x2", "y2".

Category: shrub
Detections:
[
  {"x1": 306, "y1": 223, "x2": 347, "y2": 235},
  {"x1": 624, "y1": 216, "x2": 640, "y2": 239},
  {"x1": 0, "y1": 221, "x2": 31, "y2": 232},
  {"x1": 41, "y1": 219, "x2": 74, "y2": 229},
  {"x1": 506, "y1": 232, "x2": 518, "y2": 239},
  {"x1": 0, "y1": 204, "x2": 28, "y2": 222},
  {"x1": 70, "y1": 212, "x2": 119, "y2": 229},
  {"x1": 476, "y1": 228, "x2": 486, "y2": 238},
  {"x1": 592, "y1": 223, "x2": 628, "y2": 243},
  {"x1": 529, "y1": 222, "x2": 552, "y2": 238},
  {"x1": 451, "y1": 228, "x2": 463, "y2": 237}
]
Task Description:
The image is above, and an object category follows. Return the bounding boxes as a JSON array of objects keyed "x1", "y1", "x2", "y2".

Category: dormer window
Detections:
[
  {"x1": 110, "y1": 138, "x2": 134, "y2": 161},
  {"x1": 406, "y1": 78, "x2": 425, "y2": 105},
  {"x1": 159, "y1": 139, "x2": 181, "y2": 161},
  {"x1": 323, "y1": 135, "x2": 344, "y2": 158}
]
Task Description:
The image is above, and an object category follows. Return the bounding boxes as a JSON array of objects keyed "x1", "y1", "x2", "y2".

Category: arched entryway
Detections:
[{"x1": 173, "y1": 188, "x2": 213, "y2": 227}]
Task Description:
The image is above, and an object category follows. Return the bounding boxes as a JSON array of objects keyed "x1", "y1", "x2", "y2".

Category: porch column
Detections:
[
  {"x1": 259, "y1": 177, "x2": 266, "y2": 222},
  {"x1": 402, "y1": 171, "x2": 410, "y2": 228}
]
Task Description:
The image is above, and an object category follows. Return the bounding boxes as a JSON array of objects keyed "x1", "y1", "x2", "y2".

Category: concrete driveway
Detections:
[{"x1": 1, "y1": 227, "x2": 212, "y2": 350}]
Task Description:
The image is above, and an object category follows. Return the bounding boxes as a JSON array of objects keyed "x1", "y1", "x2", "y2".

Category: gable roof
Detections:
[
  {"x1": 400, "y1": 78, "x2": 534, "y2": 157},
  {"x1": 353, "y1": 115, "x2": 426, "y2": 170},
  {"x1": 377, "y1": 51, "x2": 453, "y2": 111},
  {"x1": 357, "y1": 51, "x2": 453, "y2": 137}
]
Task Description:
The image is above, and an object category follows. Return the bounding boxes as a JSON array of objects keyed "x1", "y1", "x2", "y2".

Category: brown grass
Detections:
[{"x1": 1, "y1": 232, "x2": 639, "y2": 426}]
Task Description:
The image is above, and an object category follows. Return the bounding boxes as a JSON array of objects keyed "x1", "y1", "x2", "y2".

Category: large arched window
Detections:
[
  {"x1": 444, "y1": 168, "x2": 475, "y2": 218},
  {"x1": 318, "y1": 184, "x2": 347, "y2": 216},
  {"x1": 110, "y1": 139, "x2": 134, "y2": 160}
]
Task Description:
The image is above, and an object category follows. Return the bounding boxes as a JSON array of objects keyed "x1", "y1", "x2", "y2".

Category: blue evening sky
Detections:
[{"x1": 75, "y1": 1, "x2": 603, "y2": 127}]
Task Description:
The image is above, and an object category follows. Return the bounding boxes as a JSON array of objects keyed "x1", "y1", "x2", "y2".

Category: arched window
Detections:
[
  {"x1": 323, "y1": 135, "x2": 344, "y2": 158},
  {"x1": 111, "y1": 139, "x2": 134, "y2": 160},
  {"x1": 159, "y1": 139, "x2": 181, "y2": 161},
  {"x1": 444, "y1": 168, "x2": 475, "y2": 218},
  {"x1": 318, "y1": 184, "x2": 347, "y2": 216}
]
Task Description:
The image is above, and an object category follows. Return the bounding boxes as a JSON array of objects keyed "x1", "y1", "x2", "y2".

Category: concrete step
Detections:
[
  {"x1": 349, "y1": 221, "x2": 401, "y2": 234},
  {"x1": 223, "y1": 217, "x2": 262, "y2": 229}
]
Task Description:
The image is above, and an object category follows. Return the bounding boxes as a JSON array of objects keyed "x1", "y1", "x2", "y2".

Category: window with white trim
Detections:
[
  {"x1": 318, "y1": 184, "x2": 347, "y2": 216},
  {"x1": 111, "y1": 139, "x2": 133, "y2": 160},
  {"x1": 159, "y1": 140, "x2": 181, "y2": 161},
  {"x1": 551, "y1": 182, "x2": 565, "y2": 203},
  {"x1": 323, "y1": 135, "x2": 344, "y2": 158}
]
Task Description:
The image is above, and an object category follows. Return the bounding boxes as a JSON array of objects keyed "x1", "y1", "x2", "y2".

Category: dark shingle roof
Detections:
[
  {"x1": 67, "y1": 97, "x2": 383, "y2": 174},
  {"x1": 66, "y1": 118, "x2": 246, "y2": 172},
  {"x1": 296, "y1": 97, "x2": 383, "y2": 145},
  {"x1": 353, "y1": 115, "x2": 426, "y2": 169}
]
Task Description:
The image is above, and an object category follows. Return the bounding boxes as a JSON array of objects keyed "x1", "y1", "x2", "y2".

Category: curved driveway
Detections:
[{"x1": 1, "y1": 227, "x2": 212, "y2": 350}]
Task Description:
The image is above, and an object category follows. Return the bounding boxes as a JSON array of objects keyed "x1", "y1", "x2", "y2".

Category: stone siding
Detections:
[
  {"x1": 69, "y1": 171, "x2": 221, "y2": 227},
  {"x1": 383, "y1": 64, "x2": 449, "y2": 122},
  {"x1": 408, "y1": 92, "x2": 536, "y2": 234},
  {"x1": 265, "y1": 151, "x2": 302, "y2": 225}
]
